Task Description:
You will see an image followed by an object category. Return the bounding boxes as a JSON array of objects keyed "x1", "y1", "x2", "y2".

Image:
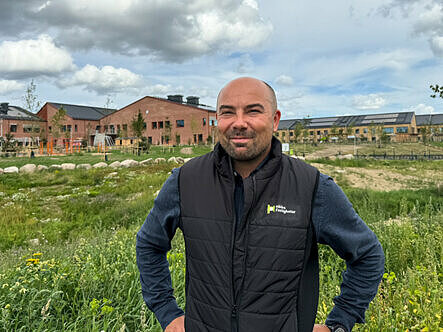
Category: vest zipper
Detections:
[{"x1": 230, "y1": 171, "x2": 238, "y2": 332}]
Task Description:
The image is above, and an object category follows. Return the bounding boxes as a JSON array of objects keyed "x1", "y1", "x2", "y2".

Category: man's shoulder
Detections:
[
  {"x1": 181, "y1": 150, "x2": 215, "y2": 169},
  {"x1": 282, "y1": 154, "x2": 319, "y2": 173}
]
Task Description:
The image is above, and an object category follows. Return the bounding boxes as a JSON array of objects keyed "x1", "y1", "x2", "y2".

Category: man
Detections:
[{"x1": 136, "y1": 77, "x2": 384, "y2": 332}]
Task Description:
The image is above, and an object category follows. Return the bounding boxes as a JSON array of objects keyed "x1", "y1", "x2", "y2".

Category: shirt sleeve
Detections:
[
  {"x1": 136, "y1": 168, "x2": 184, "y2": 330},
  {"x1": 312, "y1": 173, "x2": 385, "y2": 331}
]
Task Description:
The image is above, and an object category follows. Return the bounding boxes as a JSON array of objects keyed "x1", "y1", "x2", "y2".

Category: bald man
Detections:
[{"x1": 136, "y1": 77, "x2": 384, "y2": 332}]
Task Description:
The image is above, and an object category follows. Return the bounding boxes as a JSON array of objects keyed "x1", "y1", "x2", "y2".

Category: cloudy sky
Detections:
[{"x1": 0, "y1": 0, "x2": 442, "y2": 119}]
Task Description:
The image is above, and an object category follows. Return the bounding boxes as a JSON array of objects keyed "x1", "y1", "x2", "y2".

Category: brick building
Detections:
[
  {"x1": 0, "y1": 102, "x2": 45, "y2": 145},
  {"x1": 103, "y1": 95, "x2": 217, "y2": 146}
]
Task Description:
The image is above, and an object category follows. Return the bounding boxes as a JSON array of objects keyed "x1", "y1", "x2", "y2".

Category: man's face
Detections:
[{"x1": 216, "y1": 78, "x2": 281, "y2": 162}]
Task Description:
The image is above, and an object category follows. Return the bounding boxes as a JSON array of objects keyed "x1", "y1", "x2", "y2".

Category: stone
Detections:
[
  {"x1": 437, "y1": 182, "x2": 443, "y2": 194},
  {"x1": 154, "y1": 158, "x2": 166, "y2": 164},
  {"x1": 29, "y1": 238, "x2": 40, "y2": 246},
  {"x1": 343, "y1": 154, "x2": 353, "y2": 160},
  {"x1": 37, "y1": 165, "x2": 49, "y2": 171},
  {"x1": 336, "y1": 169, "x2": 346, "y2": 173},
  {"x1": 77, "y1": 163, "x2": 92, "y2": 170},
  {"x1": 183, "y1": 158, "x2": 192, "y2": 163},
  {"x1": 180, "y1": 147, "x2": 193, "y2": 155},
  {"x1": 61, "y1": 163, "x2": 76, "y2": 170},
  {"x1": 109, "y1": 161, "x2": 121, "y2": 168},
  {"x1": 0, "y1": 168, "x2": 3, "y2": 175},
  {"x1": 140, "y1": 158, "x2": 153, "y2": 165},
  {"x1": 49, "y1": 164, "x2": 62, "y2": 170},
  {"x1": 93, "y1": 162, "x2": 108, "y2": 168},
  {"x1": 20, "y1": 164, "x2": 37, "y2": 173},
  {"x1": 4, "y1": 166, "x2": 19, "y2": 173},
  {"x1": 175, "y1": 157, "x2": 185, "y2": 163},
  {"x1": 168, "y1": 157, "x2": 178, "y2": 163},
  {"x1": 121, "y1": 159, "x2": 139, "y2": 168}
]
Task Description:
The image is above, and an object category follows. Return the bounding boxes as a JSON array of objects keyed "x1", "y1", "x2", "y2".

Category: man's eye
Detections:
[{"x1": 249, "y1": 109, "x2": 260, "y2": 114}]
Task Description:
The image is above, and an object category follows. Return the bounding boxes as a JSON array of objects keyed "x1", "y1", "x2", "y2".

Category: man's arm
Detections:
[
  {"x1": 312, "y1": 173, "x2": 385, "y2": 331},
  {"x1": 136, "y1": 168, "x2": 184, "y2": 330}
]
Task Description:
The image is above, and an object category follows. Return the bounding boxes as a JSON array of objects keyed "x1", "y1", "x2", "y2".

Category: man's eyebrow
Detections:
[
  {"x1": 218, "y1": 105, "x2": 235, "y2": 110},
  {"x1": 245, "y1": 103, "x2": 264, "y2": 110}
]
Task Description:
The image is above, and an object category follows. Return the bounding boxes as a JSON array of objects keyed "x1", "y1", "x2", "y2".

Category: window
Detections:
[
  {"x1": 96, "y1": 125, "x2": 101, "y2": 131},
  {"x1": 159, "y1": 121, "x2": 164, "y2": 129},
  {"x1": 165, "y1": 121, "x2": 170, "y2": 128},
  {"x1": 198, "y1": 134, "x2": 203, "y2": 143},
  {"x1": 203, "y1": 118, "x2": 206, "y2": 126},
  {"x1": 309, "y1": 131, "x2": 314, "y2": 136},
  {"x1": 210, "y1": 119, "x2": 217, "y2": 126},
  {"x1": 117, "y1": 124, "x2": 120, "y2": 131},
  {"x1": 67, "y1": 125, "x2": 72, "y2": 132},
  {"x1": 176, "y1": 119, "x2": 184, "y2": 128},
  {"x1": 165, "y1": 136, "x2": 170, "y2": 144},
  {"x1": 23, "y1": 125, "x2": 32, "y2": 133},
  {"x1": 317, "y1": 130, "x2": 321, "y2": 135},
  {"x1": 383, "y1": 127, "x2": 394, "y2": 134},
  {"x1": 109, "y1": 125, "x2": 114, "y2": 133},
  {"x1": 363, "y1": 128, "x2": 368, "y2": 134},
  {"x1": 48, "y1": 126, "x2": 52, "y2": 132},
  {"x1": 148, "y1": 137, "x2": 152, "y2": 144},
  {"x1": 339, "y1": 129, "x2": 343, "y2": 134},
  {"x1": 75, "y1": 124, "x2": 78, "y2": 132},
  {"x1": 143, "y1": 122, "x2": 147, "y2": 130},
  {"x1": 289, "y1": 131, "x2": 294, "y2": 137},
  {"x1": 193, "y1": 134, "x2": 197, "y2": 143},
  {"x1": 275, "y1": 132, "x2": 279, "y2": 136},
  {"x1": 152, "y1": 122, "x2": 157, "y2": 129},
  {"x1": 62, "y1": 125, "x2": 67, "y2": 132},
  {"x1": 122, "y1": 124, "x2": 127, "y2": 131},
  {"x1": 282, "y1": 132, "x2": 286, "y2": 137},
  {"x1": 355, "y1": 129, "x2": 360, "y2": 134},
  {"x1": 33, "y1": 126, "x2": 40, "y2": 133},
  {"x1": 104, "y1": 125, "x2": 108, "y2": 132},
  {"x1": 396, "y1": 126, "x2": 408, "y2": 133},
  {"x1": 324, "y1": 130, "x2": 328, "y2": 135}
]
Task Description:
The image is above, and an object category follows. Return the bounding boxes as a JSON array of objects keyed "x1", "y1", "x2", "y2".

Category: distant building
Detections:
[{"x1": 0, "y1": 102, "x2": 45, "y2": 145}]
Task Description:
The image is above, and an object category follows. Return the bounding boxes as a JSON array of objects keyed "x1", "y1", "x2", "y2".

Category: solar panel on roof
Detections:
[
  {"x1": 361, "y1": 118, "x2": 398, "y2": 124},
  {"x1": 364, "y1": 114, "x2": 399, "y2": 120},
  {"x1": 309, "y1": 122, "x2": 336, "y2": 127}
]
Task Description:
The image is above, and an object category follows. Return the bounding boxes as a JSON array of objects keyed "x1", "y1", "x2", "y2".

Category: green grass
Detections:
[{"x1": 0, "y1": 160, "x2": 442, "y2": 331}]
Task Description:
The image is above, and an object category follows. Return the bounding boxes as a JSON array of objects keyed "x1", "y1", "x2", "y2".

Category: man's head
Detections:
[{"x1": 216, "y1": 77, "x2": 281, "y2": 162}]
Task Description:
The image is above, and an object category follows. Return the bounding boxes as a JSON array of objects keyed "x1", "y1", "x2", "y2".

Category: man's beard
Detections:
[{"x1": 219, "y1": 129, "x2": 271, "y2": 161}]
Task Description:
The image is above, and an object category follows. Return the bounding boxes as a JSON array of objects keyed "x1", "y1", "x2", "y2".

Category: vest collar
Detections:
[{"x1": 214, "y1": 137, "x2": 283, "y2": 180}]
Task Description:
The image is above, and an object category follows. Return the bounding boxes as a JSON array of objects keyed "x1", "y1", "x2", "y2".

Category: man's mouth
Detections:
[{"x1": 230, "y1": 137, "x2": 252, "y2": 144}]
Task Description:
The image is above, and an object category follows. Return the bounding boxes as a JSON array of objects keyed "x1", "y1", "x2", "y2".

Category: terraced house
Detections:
[{"x1": 276, "y1": 111, "x2": 443, "y2": 143}]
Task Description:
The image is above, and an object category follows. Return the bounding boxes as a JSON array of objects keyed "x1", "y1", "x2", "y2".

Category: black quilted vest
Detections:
[{"x1": 179, "y1": 138, "x2": 319, "y2": 332}]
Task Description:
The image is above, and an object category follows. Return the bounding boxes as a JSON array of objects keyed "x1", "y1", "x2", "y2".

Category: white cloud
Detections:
[
  {"x1": 0, "y1": 80, "x2": 24, "y2": 94},
  {"x1": 0, "y1": 35, "x2": 75, "y2": 79},
  {"x1": 59, "y1": 65, "x2": 143, "y2": 94},
  {"x1": 352, "y1": 94, "x2": 387, "y2": 110},
  {"x1": 429, "y1": 35, "x2": 443, "y2": 56},
  {"x1": 275, "y1": 75, "x2": 294, "y2": 86},
  {"x1": 3, "y1": 0, "x2": 272, "y2": 61},
  {"x1": 403, "y1": 103, "x2": 435, "y2": 114}
]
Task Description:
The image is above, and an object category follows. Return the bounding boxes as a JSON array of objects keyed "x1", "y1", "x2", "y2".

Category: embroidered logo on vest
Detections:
[{"x1": 266, "y1": 204, "x2": 296, "y2": 215}]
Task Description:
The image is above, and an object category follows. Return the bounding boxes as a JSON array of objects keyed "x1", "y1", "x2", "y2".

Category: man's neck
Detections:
[{"x1": 232, "y1": 147, "x2": 271, "y2": 179}]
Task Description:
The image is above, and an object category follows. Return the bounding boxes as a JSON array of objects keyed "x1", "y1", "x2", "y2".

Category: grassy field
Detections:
[{"x1": 0, "y1": 157, "x2": 442, "y2": 331}]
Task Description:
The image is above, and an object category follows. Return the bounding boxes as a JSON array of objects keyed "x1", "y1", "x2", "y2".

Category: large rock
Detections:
[
  {"x1": 0, "y1": 168, "x2": 3, "y2": 175},
  {"x1": 154, "y1": 158, "x2": 166, "y2": 164},
  {"x1": 93, "y1": 162, "x2": 108, "y2": 168},
  {"x1": 49, "y1": 164, "x2": 62, "y2": 170},
  {"x1": 4, "y1": 166, "x2": 19, "y2": 173},
  {"x1": 140, "y1": 158, "x2": 153, "y2": 165},
  {"x1": 175, "y1": 157, "x2": 185, "y2": 164},
  {"x1": 121, "y1": 159, "x2": 139, "y2": 168},
  {"x1": 183, "y1": 158, "x2": 192, "y2": 163},
  {"x1": 180, "y1": 147, "x2": 193, "y2": 155},
  {"x1": 109, "y1": 161, "x2": 121, "y2": 168},
  {"x1": 168, "y1": 157, "x2": 178, "y2": 163},
  {"x1": 337, "y1": 154, "x2": 354, "y2": 160},
  {"x1": 37, "y1": 165, "x2": 49, "y2": 171},
  {"x1": 20, "y1": 164, "x2": 37, "y2": 173},
  {"x1": 61, "y1": 163, "x2": 76, "y2": 170},
  {"x1": 77, "y1": 163, "x2": 92, "y2": 170}
]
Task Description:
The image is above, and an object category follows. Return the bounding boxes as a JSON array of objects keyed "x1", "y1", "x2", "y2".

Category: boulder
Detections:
[
  {"x1": 437, "y1": 182, "x2": 443, "y2": 194},
  {"x1": 140, "y1": 158, "x2": 153, "y2": 165},
  {"x1": 93, "y1": 162, "x2": 108, "y2": 168},
  {"x1": 183, "y1": 158, "x2": 192, "y2": 163},
  {"x1": 175, "y1": 157, "x2": 185, "y2": 163},
  {"x1": 28, "y1": 238, "x2": 40, "y2": 246},
  {"x1": 61, "y1": 163, "x2": 76, "y2": 170},
  {"x1": 0, "y1": 168, "x2": 3, "y2": 175},
  {"x1": 37, "y1": 165, "x2": 49, "y2": 171},
  {"x1": 4, "y1": 166, "x2": 19, "y2": 173},
  {"x1": 121, "y1": 159, "x2": 139, "y2": 168},
  {"x1": 154, "y1": 158, "x2": 166, "y2": 164},
  {"x1": 49, "y1": 164, "x2": 62, "y2": 170},
  {"x1": 180, "y1": 147, "x2": 193, "y2": 155},
  {"x1": 20, "y1": 164, "x2": 37, "y2": 173},
  {"x1": 109, "y1": 161, "x2": 121, "y2": 168},
  {"x1": 76, "y1": 163, "x2": 92, "y2": 170},
  {"x1": 337, "y1": 154, "x2": 353, "y2": 160},
  {"x1": 168, "y1": 157, "x2": 178, "y2": 163}
]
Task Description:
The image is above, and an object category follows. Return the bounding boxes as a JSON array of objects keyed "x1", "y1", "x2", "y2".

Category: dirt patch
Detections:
[
  {"x1": 306, "y1": 145, "x2": 355, "y2": 159},
  {"x1": 311, "y1": 163, "x2": 429, "y2": 191}
]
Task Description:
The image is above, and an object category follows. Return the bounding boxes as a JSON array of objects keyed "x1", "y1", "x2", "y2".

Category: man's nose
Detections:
[{"x1": 232, "y1": 113, "x2": 248, "y2": 129}]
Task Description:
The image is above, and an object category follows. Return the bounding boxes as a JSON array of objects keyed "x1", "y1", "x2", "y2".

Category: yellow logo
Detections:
[{"x1": 267, "y1": 204, "x2": 276, "y2": 214}]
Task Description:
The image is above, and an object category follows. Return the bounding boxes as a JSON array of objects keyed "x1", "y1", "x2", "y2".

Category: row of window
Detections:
[
  {"x1": 9, "y1": 124, "x2": 41, "y2": 133},
  {"x1": 276, "y1": 126, "x2": 412, "y2": 137}
]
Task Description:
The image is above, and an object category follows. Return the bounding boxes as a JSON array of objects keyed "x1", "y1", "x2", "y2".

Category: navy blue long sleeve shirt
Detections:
[{"x1": 136, "y1": 167, "x2": 385, "y2": 331}]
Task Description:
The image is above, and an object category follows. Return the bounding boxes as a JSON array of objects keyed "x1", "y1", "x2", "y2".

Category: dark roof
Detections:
[
  {"x1": 0, "y1": 105, "x2": 44, "y2": 121},
  {"x1": 278, "y1": 119, "x2": 298, "y2": 130},
  {"x1": 416, "y1": 114, "x2": 443, "y2": 126},
  {"x1": 48, "y1": 102, "x2": 117, "y2": 120},
  {"x1": 284, "y1": 112, "x2": 415, "y2": 129},
  {"x1": 147, "y1": 96, "x2": 216, "y2": 113}
]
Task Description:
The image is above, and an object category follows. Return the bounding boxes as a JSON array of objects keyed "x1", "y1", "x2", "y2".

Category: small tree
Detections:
[
  {"x1": 293, "y1": 122, "x2": 303, "y2": 143},
  {"x1": 51, "y1": 106, "x2": 67, "y2": 145},
  {"x1": 22, "y1": 79, "x2": 41, "y2": 114},
  {"x1": 131, "y1": 110, "x2": 145, "y2": 154}
]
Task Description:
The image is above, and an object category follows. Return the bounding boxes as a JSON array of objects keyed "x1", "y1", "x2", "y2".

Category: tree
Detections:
[
  {"x1": 293, "y1": 121, "x2": 303, "y2": 143},
  {"x1": 22, "y1": 79, "x2": 41, "y2": 114},
  {"x1": 1, "y1": 133, "x2": 16, "y2": 152},
  {"x1": 50, "y1": 106, "x2": 67, "y2": 144},
  {"x1": 430, "y1": 84, "x2": 443, "y2": 99},
  {"x1": 131, "y1": 110, "x2": 145, "y2": 139}
]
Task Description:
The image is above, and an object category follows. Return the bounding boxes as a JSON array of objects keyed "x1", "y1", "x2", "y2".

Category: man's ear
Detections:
[{"x1": 273, "y1": 110, "x2": 281, "y2": 132}]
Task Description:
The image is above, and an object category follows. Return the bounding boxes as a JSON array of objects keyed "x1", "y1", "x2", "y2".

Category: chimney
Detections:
[
  {"x1": 167, "y1": 95, "x2": 183, "y2": 103},
  {"x1": 0, "y1": 103, "x2": 8, "y2": 115},
  {"x1": 186, "y1": 96, "x2": 199, "y2": 105}
]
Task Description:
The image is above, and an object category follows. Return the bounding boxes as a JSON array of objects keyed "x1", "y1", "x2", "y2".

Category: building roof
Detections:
[
  {"x1": 48, "y1": 102, "x2": 117, "y2": 121},
  {"x1": 284, "y1": 112, "x2": 416, "y2": 129},
  {"x1": 0, "y1": 104, "x2": 44, "y2": 121},
  {"x1": 416, "y1": 114, "x2": 443, "y2": 126},
  {"x1": 278, "y1": 119, "x2": 298, "y2": 130},
  {"x1": 146, "y1": 96, "x2": 216, "y2": 113}
]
